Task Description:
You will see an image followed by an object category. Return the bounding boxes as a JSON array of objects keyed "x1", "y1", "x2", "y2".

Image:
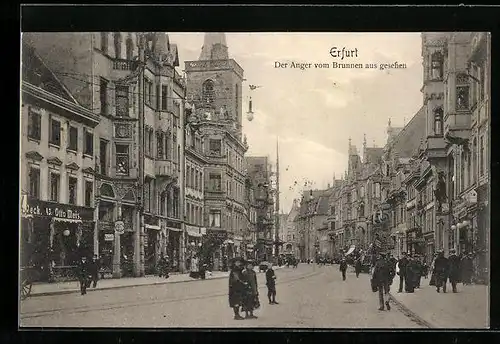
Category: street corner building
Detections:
[{"x1": 20, "y1": 31, "x2": 262, "y2": 283}]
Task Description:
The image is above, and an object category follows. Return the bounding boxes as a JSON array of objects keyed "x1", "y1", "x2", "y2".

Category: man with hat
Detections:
[
  {"x1": 228, "y1": 257, "x2": 246, "y2": 320},
  {"x1": 76, "y1": 255, "x2": 91, "y2": 295},
  {"x1": 242, "y1": 260, "x2": 260, "y2": 319},
  {"x1": 265, "y1": 262, "x2": 279, "y2": 304},
  {"x1": 372, "y1": 252, "x2": 391, "y2": 311},
  {"x1": 461, "y1": 252, "x2": 474, "y2": 285},
  {"x1": 397, "y1": 252, "x2": 409, "y2": 293},
  {"x1": 448, "y1": 249, "x2": 461, "y2": 293},
  {"x1": 434, "y1": 250, "x2": 449, "y2": 293}
]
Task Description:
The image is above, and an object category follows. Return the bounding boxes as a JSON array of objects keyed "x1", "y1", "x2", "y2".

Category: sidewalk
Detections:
[
  {"x1": 389, "y1": 281, "x2": 489, "y2": 328},
  {"x1": 28, "y1": 266, "x2": 285, "y2": 298}
]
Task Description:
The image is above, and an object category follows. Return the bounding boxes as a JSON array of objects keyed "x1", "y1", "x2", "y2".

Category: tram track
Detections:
[{"x1": 21, "y1": 270, "x2": 323, "y2": 320}]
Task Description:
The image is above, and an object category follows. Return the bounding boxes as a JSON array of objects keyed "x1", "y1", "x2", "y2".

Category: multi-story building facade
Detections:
[
  {"x1": 20, "y1": 41, "x2": 100, "y2": 282},
  {"x1": 22, "y1": 32, "x2": 185, "y2": 277},
  {"x1": 245, "y1": 156, "x2": 275, "y2": 262},
  {"x1": 185, "y1": 33, "x2": 249, "y2": 271},
  {"x1": 282, "y1": 200, "x2": 300, "y2": 258}
]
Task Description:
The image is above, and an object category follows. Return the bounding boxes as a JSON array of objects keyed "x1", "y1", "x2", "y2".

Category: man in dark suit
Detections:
[
  {"x1": 372, "y1": 253, "x2": 391, "y2": 311},
  {"x1": 448, "y1": 249, "x2": 461, "y2": 293},
  {"x1": 77, "y1": 255, "x2": 90, "y2": 295},
  {"x1": 397, "y1": 252, "x2": 409, "y2": 293},
  {"x1": 339, "y1": 257, "x2": 348, "y2": 281},
  {"x1": 434, "y1": 250, "x2": 449, "y2": 293}
]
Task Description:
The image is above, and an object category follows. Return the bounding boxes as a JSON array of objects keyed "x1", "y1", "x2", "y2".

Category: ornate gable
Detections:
[
  {"x1": 82, "y1": 167, "x2": 95, "y2": 174},
  {"x1": 22, "y1": 42, "x2": 77, "y2": 104},
  {"x1": 25, "y1": 151, "x2": 44, "y2": 161},
  {"x1": 66, "y1": 162, "x2": 80, "y2": 171},
  {"x1": 47, "y1": 156, "x2": 63, "y2": 166}
]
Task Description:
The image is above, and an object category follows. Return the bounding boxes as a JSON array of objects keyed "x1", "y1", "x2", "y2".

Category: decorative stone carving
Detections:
[
  {"x1": 25, "y1": 151, "x2": 44, "y2": 162},
  {"x1": 66, "y1": 162, "x2": 80, "y2": 171},
  {"x1": 47, "y1": 157, "x2": 63, "y2": 166},
  {"x1": 115, "y1": 123, "x2": 132, "y2": 138}
]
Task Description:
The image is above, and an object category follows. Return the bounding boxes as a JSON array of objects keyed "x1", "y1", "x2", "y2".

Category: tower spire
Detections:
[{"x1": 199, "y1": 32, "x2": 229, "y2": 60}]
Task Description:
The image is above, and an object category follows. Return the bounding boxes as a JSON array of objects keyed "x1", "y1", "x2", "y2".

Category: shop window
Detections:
[
  {"x1": 49, "y1": 118, "x2": 61, "y2": 146},
  {"x1": 29, "y1": 167, "x2": 40, "y2": 198},
  {"x1": 202, "y1": 79, "x2": 215, "y2": 104},
  {"x1": 161, "y1": 85, "x2": 168, "y2": 111},
  {"x1": 85, "y1": 181, "x2": 93, "y2": 207},
  {"x1": 27, "y1": 108, "x2": 41, "y2": 141},
  {"x1": 100, "y1": 78, "x2": 108, "y2": 115},
  {"x1": 50, "y1": 172, "x2": 60, "y2": 202},
  {"x1": 68, "y1": 176, "x2": 78, "y2": 205},
  {"x1": 116, "y1": 144, "x2": 130, "y2": 175},
  {"x1": 209, "y1": 173, "x2": 222, "y2": 191},
  {"x1": 115, "y1": 85, "x2": 129, "y2": 117},
  {"x1": 84, "y1": 130, "x2": 93, "y2": 156},
  {"x1": 209, "y1": 210, "x2": 221, "y2": 227}
]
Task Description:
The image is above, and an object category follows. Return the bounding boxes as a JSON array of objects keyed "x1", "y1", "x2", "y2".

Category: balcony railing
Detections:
[
  {"x1": 155, "y1": 160, "x2": 178, "y2": 179},
  {"x1": 113, "y1": 59, "x2": 138, "y2": 71}
]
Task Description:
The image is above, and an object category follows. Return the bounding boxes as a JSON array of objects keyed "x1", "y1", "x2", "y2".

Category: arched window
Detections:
[
  {"x1": 114, "y1": 33, "x2": 122, "y2": 59},
  {"x1": 100, "y1": 183, "x2": 115, "y2": 198},
  {"x1": 431, "y1": 51, "x2": 444, "y2": 80},
  {"x1": 359, "y1": 203, "x2": 365, "y2": 218},
  {"x1": 202, "y1": 80, "x2": 215, "y2": 104},
  {"x1": 434, "y1": 107, "x2": 444, "y2": 136},
  {"x1": 126, "y1": 37, "x2": 133, "y2": 60}
]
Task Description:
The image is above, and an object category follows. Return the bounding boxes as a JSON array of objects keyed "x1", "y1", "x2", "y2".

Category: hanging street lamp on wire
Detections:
[{"x1": 247, "y1": 84, "x2": 262, "y2": 122}]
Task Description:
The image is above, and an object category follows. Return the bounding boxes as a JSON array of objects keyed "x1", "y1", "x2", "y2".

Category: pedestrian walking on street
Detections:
[
  {"x1": 461, "y1": 252, "x2": 474, "y2": 285},
  {"x1": 429, "y1": 253, "x2": 438, "y2": 287},
  {"x1": 76, "y1": 255, "x2": 90, "y2": 295},
  {"x1": 404, "y1": 255, "x2": 417, "y2": 293},
  {"x1": 387, "y1": 254, "x2": 397, "y2": 291},
  {"x1": 448, "y1": 249, "x2": 461, "y2": 293},
  {"x1": 266, "y1": 263, "x2": 279, "y2": 304},
  {"x1": 242, "y1": 261, "x2": 260, "y2": 319},
  {"x1": 355, "y1": 257, "x2": 362, "y2": 278},
  {"x1": 414, "y1": 255, "x2": 423, "y2": 289},
  {"x1": 372, "y1": 253, "x2": 391, "y2": 311},
  {"x1": 228, "y1": 257, "x2": 246, "y2": 320},
  {"x1": 434, "y1": 250, "x2": 449, "y2": 293},
  {"x1": 397, "y1": 252, "x2": 409, "y2": 293},
  {"x1": 340, "y1": 257, "x2": 348, "y2": 281},
  {"x1": 89, "y1": 254, "x2": 100, "y2": 288}
]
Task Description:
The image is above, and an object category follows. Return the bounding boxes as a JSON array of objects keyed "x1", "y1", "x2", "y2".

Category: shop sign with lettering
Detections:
[{"x1": 20, "y1": 195, "x2": 93, "y2": 221}]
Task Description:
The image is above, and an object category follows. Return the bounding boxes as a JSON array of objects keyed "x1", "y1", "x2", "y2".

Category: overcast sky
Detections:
[{"x1": 169, "y1": 32, "x2": 423, "y2": 214}]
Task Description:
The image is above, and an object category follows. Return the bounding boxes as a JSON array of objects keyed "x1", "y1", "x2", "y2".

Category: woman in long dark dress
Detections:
[
  {"x1": 228, "y1": 257, "x2": 246, "y2": 320},
  {"x1": 242, "y1": 261, "x2": 259, "y2": 319}
]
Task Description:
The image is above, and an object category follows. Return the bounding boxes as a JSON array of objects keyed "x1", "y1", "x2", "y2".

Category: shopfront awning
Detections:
[
  {"x1": 145, "y1": 224, "x2": 161, "y2": 230},
  {"x1": 345, "y1": 245, "x2": 356, "y2": 256}
]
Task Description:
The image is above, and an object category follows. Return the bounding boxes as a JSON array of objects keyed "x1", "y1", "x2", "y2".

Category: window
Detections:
[
  {"x1": 360, "y1": 186, "x2": 365, "y2": 198},
  {"x1": 209, "y1": 139, "x2": 222, "y2": 155},
  {"x1": 195, "y1": 170, "x2": 199, "y2": 191},
  {"x1": 430, "y1": 51, "x2": 444, "y2": 80},
  {"x1": 85, "y1": 181, "x2": 93, "y2": 207},
  {"x1": 434, "y1": 107, "x2": 443, "y2": 136},
  {"x1": 165, "y1": 132, "x2": 171, "y2": 160},
  {"x1": 49, "y1": 118, "x2": 61, "y2": 146},
  {"x1": 209, "y1": 210, "x2": 221, "y2": 227},
  {"x1": 84, "y1": 130, "x2": 93, "y2": 156},
  {"x1": 116, "y1": 144, "x2": 130, "y2": 175},
  {"x1": 456, "y1": 74, "x2": 470, "y2": 110},
  {"x1": 68, "y1": 177, "x2": 78, "y2": 205},
  {"x1": 100, "y1": 78, "x2": 108, "y2": 115},
  {"x1": 68, "y1": 126, "x2": 78, "y2": 151},
  {"x1": 100, "y1": 32, "x2": 108, "y2": 53},
  {"x1": 472, "y1": 137, "x2": 477, "y2": 182},
  {"x1": 99, "y1": 139, "x2": 108, "y2": 175},
  {"x1": 374, "y1": 183, "x2": 381, "y2": 198},
  {"x1": 126, "y1": 37, "x2": 133, "y2": 60},
  {"x1": 173, "y1": 134, "x2": 178, "y2": 162},
  {"x1": 157, "y1": 132, "x2": 164, "y2": 158},
  {"x1": 27, "y1": 108, "x2": 41, "y2": 140},
  {"x1": 50, "y1": 172, "x2": 60, "y2": 202},
  {"x1": 480, "y1": 136, "x2": 484, "y2": 176},
  {"x1": 461, "y1": 150, "x2": 466, "y2": 191},
  {"x1": 147, "y1": 128, "x2": 154, "y2": 157},
  {"x1": 156, "y1": 84, "x2": 161, "y2": 110},
  {"x1": 186, "y1": 166, "x2": 191, "y2": 188},
  {"x1": 115, "y1": 85, "x2": 129, "y2": 117},
  {"x1": 28, "y1": 167, "x2": 40, "y2": 198},
  {"x1": 144, "y1": 178, "x2": 152, "y2": 213},
  {"x1": 202, "y1": 80, "x2": 215, "y2": 104},
  {"x1": 160, "y1": 191, "x2": 166, "y2": 216},
  {"x1": 209, "y1": 173, "x2": 222, "y2": 191},
  {"x1": 114, "y1": 33, "x2": 122, "y2": 59},
  {"x1": 161, "y1": 85, "x2": 168, "y2": 111},
  {"x1": 190, "y1": 168, "x2": 195, "y2": 190},
  {"x1": 144, "y1": 78, "x2": 153, "y2": 107}
]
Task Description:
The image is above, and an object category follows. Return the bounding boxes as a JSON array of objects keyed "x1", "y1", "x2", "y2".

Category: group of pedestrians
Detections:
[
  {"x1": 396, "y1": 252, "x2": 428, "y2": 293},
  {"x1": 76, "y1": 255, "x2": 100, "y2": 295},
  {"x1": 228, "y1": 257, "x2": 279, "y2": 320},
  {"x1": 429, "y1": 249, "x2": 472, "y2": 293}
]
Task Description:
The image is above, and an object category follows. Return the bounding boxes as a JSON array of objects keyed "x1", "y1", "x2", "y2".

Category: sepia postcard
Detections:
[{"x1": 19, "y1": 31, "x2": 490, "y2": 329}]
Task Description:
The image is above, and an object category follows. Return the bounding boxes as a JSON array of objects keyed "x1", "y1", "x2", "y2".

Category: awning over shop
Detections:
[
  {"x1": 145, "y1": 224, "x2": 161, "y2": 230},
  {"x1": 167, "y1": 227, "x2": 183, "y2": 232},
  {"x1": 345, "y1": 245, "x2": 356, "y2": 256}
]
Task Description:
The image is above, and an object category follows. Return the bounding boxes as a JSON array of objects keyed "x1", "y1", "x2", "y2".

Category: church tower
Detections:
[{"x1": 185, "y1": 33, "x2": 245, "y2": 139}]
